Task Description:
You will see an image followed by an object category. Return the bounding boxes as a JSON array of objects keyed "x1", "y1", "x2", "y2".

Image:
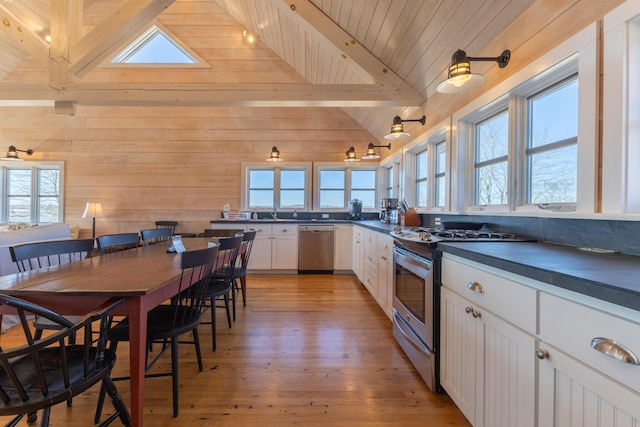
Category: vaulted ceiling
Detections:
[{"x1": 0, "y1": 0, "x2": 535, "y2": 141}]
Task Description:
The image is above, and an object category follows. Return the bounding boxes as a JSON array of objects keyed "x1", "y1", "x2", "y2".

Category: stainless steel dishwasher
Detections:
[{"x1": 298, "y1": 225, "x2": 334, "y2": 273}]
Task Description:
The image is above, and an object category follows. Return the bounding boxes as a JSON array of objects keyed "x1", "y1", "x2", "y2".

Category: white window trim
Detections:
[
  {"x1": 0, "y1": 160, "x2": 64, "y2": 223},
  {"x1": 313, "y1": 162, "x2": 379, "y2": 212},
  {"x1": 240, "y1": 162, "x2": 312, "y2": 212},
  {"x1": 452, "y1": 23, "x2": 598, "y2": 216},
  {"x1": 402, "y1": 117, "x2": 451, "y2": 212},
  {"x1": 603, "y1": 2, "x2": 640, "y2": 214},
  {"x1": 380, "y1": 151, "x2": 402, "y2": 200}
]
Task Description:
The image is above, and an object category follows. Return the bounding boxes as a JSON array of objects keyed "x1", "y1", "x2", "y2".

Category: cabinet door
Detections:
[
  {"x1": 538, "y1": 343, "x2": 640, "y2": 427},
  {"x1": 480, "y1": 308, "x2": 536, "y2": 427},
  {"x1": 377, "y1": 233, "x2": 393, "y2": 318},
  {"x1": 333, "y1": 224, "x2": 352, "y2": 271},
  {"x1": 352, "y1": 227, "x2": 363, "y2": 281},
  {"x1": 441, "y1": 287, "x2": 481, "y2": 425},
  {"x1": 247, "y1": 226, "x2": 271, "y2": 270},
  {"x1": 441, "y1": 287, "x2": 536, "y2": 427},
  {"x1": 271, "y1": 234, "x2": 298, "y2": 269}
]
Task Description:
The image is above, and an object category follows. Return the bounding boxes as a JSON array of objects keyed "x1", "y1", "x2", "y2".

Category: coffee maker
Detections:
[{"x1": 379, "y1": 198, "x2": 399, "y2": 224}]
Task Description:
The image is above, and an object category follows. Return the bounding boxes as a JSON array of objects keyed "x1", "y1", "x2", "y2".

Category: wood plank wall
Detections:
[{"x1": 0, "y1": 0, "x2": 627, "y2": 237}]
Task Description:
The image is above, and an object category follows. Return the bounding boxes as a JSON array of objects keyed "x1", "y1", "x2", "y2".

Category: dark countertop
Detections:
[{"x1": 438, "y1": 241, "x2": 640, "y2": 311}]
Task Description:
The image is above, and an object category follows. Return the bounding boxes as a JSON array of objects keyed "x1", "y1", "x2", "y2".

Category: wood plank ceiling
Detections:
[{"x1": 0, "y1": 0, "x2": 534, "y2": 141}]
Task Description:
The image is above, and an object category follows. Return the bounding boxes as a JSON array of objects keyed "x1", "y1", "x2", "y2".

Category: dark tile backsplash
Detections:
[{"x1": 420, "y1": 214, "x2": 640, "y2": 256}]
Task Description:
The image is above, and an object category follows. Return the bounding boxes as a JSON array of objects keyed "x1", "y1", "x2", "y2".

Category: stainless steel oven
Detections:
[{"x1": 392, "y1": 244, "x2": 440, "y2": 392}]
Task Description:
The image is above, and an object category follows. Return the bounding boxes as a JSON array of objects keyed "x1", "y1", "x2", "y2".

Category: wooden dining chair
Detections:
[
  {"x1": 9, "y1": 238, "x2": 96, "y2": 342},
  {"x1": 95, "y1": 245, "x2": 218, "y2": 420},
  {"x1": 140, "y1": 228, "x2": 173, "y2": 245},
  {"x1": 96, "y1": 233, "x2": 140, "y2": 255},
  {"x1": 0, "y1": 294, "x2": 130, "y2": 427},
  {"x1": 201, "y1": 235, "x2": 242, "y2": 352}
]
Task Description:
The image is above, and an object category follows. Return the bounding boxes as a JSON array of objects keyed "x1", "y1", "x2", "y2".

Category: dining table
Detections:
[{"x1": 0, "y1": 237, "x2": 214, "y2": 427}]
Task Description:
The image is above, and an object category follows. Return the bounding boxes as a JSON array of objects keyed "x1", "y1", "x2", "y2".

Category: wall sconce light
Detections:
[
  {"x1": 81, "y1": 202, "x2": 104, "y2": 240},
  {"x1": 2, "y1": 145, "x2": 33, "y2": 161},
  {"x1": 266, "y1": 146, "x2": 283, "y2": 162},
  {"x1": 436, "y1": 49, "x2": 511, "y2": 94},
  {"x1": 384, "y1": 115, "x2": 426, "y2": 140},
  {"x1": 362, "y1": 143, "x2": 391, "y2": 160},
  {"x1": 344, "y1": 146, "x2": 360, "y2": 162}
]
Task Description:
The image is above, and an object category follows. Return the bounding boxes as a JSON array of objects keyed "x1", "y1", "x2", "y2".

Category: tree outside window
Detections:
[{"x1": 475, "y1": 111, "x2": 509, "y2": 206}]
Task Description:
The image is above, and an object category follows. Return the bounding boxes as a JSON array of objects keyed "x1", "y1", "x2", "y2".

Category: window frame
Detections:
[
  {"x1": 402, "y1": 118, "x2": 450, "y2": 212},
  {"x1": 453, "y1": 23, "x2": 597, "y2": 215},
  {"x1": 313, "y1": 163, "x2": 379, "y2": 212},
  {"x1": 241, "y1": 162, "x2": 312, "y2": 212},
  {"x1": 0, "y1": 160, "x2": 64, "y2": 224}
]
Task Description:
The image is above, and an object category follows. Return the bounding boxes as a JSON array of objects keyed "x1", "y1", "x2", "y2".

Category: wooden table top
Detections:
[{"x1": 0, "y1": 238, "x2": 214, "y2": 297}]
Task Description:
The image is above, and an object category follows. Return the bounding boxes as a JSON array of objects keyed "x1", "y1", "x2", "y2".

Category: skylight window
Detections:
[{"x1": 110, "y1": 25, "x2": 197, "y2": 64}]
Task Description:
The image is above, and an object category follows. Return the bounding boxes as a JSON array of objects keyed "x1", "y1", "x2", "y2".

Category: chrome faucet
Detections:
[{"x1": 271, "y1": 198, "x2": 277, "y2": 219}]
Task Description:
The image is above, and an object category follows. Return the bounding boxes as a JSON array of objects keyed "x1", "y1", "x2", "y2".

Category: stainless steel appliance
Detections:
[
  {"x1": 390, "y1": 226, "x2": 530, "y2": 392},
  {"x1": 347, "y1": 199, "x2": 363, "y2": 220},
  {"x1": 379, "y1": 198, "x2": 399, "y2": 224},
  {"x1": 298, "y1": 225, "x2": 334, "y2": 273}
]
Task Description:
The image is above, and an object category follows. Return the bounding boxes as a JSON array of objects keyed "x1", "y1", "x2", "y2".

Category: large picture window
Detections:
[{"x1": 1, "y1": 163, "x2": 63, "y2": 223}]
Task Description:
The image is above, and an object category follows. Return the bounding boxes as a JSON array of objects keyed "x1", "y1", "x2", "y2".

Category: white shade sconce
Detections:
[
  {"x1": 81, "y1": 202, "x2": 104, "y2": 240},
  {"x1": 436, "y1": 49, "x2": 511, "y2": 94},
  {"x1": 384, "y1": 115, "x2": 426, "y2": 140},
  {"x1": 266, "y1": 146, "x2": 283, "y2": 162},
  {"x1": 362, "y1": 143, "x2": 391, "y2": 160},
  {"x1": 243, "y1": 29, "x2": 257, "y2": 44},
  {"x1": 344, "y1": 146, "x2": 360, "y2": 162},
  {"x1": 2, "y1": 145, "x2": 33, "y2": 161}
]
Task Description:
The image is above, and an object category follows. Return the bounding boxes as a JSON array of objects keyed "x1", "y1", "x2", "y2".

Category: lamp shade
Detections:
[
  {"x1": 82, "y1": 202, "x2": 104, "y2": 219},
  {"x1": 2, "y1": 145, "x2": 33, "y2": 161},
  {"x1": 266, "y1": 146, "x2": 282, "y2": 162},
  {"x1": 344, "y1": 146, "x2": 360, "y2": 162}
]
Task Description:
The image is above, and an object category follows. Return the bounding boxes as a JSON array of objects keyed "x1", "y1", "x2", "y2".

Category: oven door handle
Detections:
[
  {"x1": 393, "y1": 247, "x2": 432, "y2": 270},
  {"x1": 393, "y1": 311, "x2": 433, "y2": 356}
]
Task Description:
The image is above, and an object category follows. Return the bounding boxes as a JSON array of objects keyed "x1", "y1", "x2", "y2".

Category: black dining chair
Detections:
[
  {"x1": 0, "y1": 294, "x2": 130, "y2": 427},
  {"x1": 201, "y1": 235, "x2": 242, "y2": 352},
  {"x1": 140, "y1": 228, "x2": 173, "y2": 245},
  {"x1": 231, "y1": 229, "x2": 257, "y2": 310},
  {"x1": 155, "y1": 220, "x2": 178, "y2": 234},
  {"x1": 9, "y1": 238, "x2": 96, "y2": 342},
  {"x1": 96, "y1": 233, "x2": 140, "y2": 255},
  {"x1": 95, "y1": 245, "x2": 218, "y2": 420}
]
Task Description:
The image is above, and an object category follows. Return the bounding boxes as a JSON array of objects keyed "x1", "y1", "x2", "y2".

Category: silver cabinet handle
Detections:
[
  {"x1": 471, "y1": 309, "x2": 481, "y2": 318},
  {"x1": 536, "y1": 349, "x2": 550, "y2": 360},
  {"x1": 465, "y1": 306, "x2": 472, "y2": 314},
  {"x1": 591, "y1": 337, "x2": 640, "y2": 365},
  {"x1": 467, "y1": 281, "x2": 484, "y2": 293},
  {"x1": 381, "y1": 256, "x2": 387, "y2": 261}
]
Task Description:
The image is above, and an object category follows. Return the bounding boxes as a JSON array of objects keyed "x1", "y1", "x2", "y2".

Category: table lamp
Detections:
[{"x1": 82, "y1": 202, "x2": 104, "y2": 240}]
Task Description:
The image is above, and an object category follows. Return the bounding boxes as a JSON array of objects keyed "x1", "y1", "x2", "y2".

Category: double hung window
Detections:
[
  {"x1": 315, "y1": 165, "x2": 378, "y2": 210},
  {"x1": 415, "y1": 149, "x2": 428, "y2": 208},
  {"x1": 243, "y1": 164, "x2": 310, "y2": 210},
  {"x1": 474, "y1": 110, "x2": 509, "y2": 206},
  {"x1": 1, "y1": 163, "x2": 63, "y2": 223}
]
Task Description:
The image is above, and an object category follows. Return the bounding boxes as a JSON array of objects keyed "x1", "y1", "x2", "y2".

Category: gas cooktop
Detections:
[{"x1": 390, "y1": 226, "x2": 527, "y2": 243}]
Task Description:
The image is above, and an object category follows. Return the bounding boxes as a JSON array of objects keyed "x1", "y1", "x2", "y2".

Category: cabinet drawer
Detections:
[
  {"x1": 271, "y1": 225, "x2": 297, "y2": 236},
  {"x1": 441, "y1": 257, "x2": 536, "y2": 333},
  {"x1": 540, "y1": 292, "x2": 640, "y2": 393}
]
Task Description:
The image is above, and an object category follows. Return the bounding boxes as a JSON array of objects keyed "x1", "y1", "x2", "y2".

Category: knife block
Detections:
[{"x1": 402, "y1": 208, "x2": 421, "y2": 226}]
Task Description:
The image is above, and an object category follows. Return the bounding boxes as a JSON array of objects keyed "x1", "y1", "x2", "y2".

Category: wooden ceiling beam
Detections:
[
  {"x1": 271, "y1": 0, "x2": 421, "y2": 94},
  {"x1": 0, "y1": 82, "x2": 425, "y2": 107},
  {"x1": 68, "y1": 0, "x2": 175, "y2": 77},
  {"x1": 49, "y1": 0, "x2": 82, "y2": 88}
]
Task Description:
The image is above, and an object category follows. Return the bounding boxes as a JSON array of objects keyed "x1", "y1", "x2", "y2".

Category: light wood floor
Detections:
[{"x1": 0, "y1": 274, "x2": 470, "y2": 426}]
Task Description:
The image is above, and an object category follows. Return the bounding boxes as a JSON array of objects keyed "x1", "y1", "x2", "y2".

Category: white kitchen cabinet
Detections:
[
  {"x1": 537, "y1": 292, "x2": 640, "y2": 427},
  {"x1": 215, "y1": 224, "x2": 298, "y2": 271},
  {"x1": 376, "y1": 233, "x2": 393, "y2": 319},
  {"x1": 270, "y1": 225, "x2": 298, "y2": 270},
  {"x1": 333, "y1": 224, "x2": 352, "y2": 271},
  {"x1": 352, "y1": 226, "x2": 364, "y2": 282},
  {"x1": 362, "y1": 228, "x2": 378, "y2": 295},
  {"x1": 440, "y1": 256, "x2": 537, "y2": 427}
]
